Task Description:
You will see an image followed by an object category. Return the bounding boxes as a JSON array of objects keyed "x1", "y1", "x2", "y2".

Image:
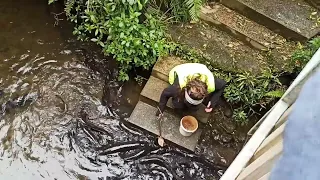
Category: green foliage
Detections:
[
  {"x1": 232, "y1": 108, "x2": 248, "y2": 126},
  {"x1": 224, "y1": 69, "x2": 283, "y2": 118},
  {"x1": 48, "y1": 0, "x2": 57, "y2": 4},
  {"x1": 290, "y1": 36, "x2": 320, "y2": 71},
  {"x1": 184, "y1": 0, "x2": 203, "y2": 21},
  {"x1": 50, "y1": 0, "x2": 204, "y2": 80},
  {"x1": 264, "y1": 90, "x2": 285, "y2": 98},
  {"x1": 61, "y1": 0, "x2": 172, "y2": 81},
  {"x1": 150, "y1": 0, "x2": 203, "y2": 22}
]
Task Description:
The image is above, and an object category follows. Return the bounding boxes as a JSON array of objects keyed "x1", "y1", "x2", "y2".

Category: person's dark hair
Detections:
[{"x1": 179, "y1": 78, "x2": 208, "y2": 100}]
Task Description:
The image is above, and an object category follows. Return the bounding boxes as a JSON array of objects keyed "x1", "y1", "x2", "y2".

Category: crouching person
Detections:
[{"x1": 157, "y1": 63, "x2": 227, "y2": 117}]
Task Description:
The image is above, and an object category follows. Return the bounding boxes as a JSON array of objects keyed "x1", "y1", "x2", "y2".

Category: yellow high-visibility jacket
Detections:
[{"x1": 168, "y1": 63, "x2": 215, "y2": 93}]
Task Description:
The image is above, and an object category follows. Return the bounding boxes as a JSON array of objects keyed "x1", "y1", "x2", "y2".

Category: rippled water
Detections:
[{"x1": 0, "y1": 0, "x2": 224, "y2": 179}]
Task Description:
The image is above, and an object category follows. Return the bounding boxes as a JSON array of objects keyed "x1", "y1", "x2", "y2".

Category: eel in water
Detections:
[{"x1": 0, "y1": 90, "x2": 39, "y2": 116}]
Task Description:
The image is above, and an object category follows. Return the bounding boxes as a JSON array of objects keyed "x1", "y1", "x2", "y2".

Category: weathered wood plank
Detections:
[
  {"x1": 251, "y1": 123, "x2": 285, "y2": 162},
  {"x1": 258, "y1": 172, "x2": 270, "y2": 180},
  {"x1": 273, "y1": 105, "x2": 293, "y2": 130},
  {"x1": 237, "y1": 139, "x2": 282, "y2": 180}
]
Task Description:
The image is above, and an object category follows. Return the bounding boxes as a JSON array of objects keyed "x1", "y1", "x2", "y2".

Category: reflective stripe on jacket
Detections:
[{"x1": 168, "y1": 63, "x2": 215, "y2": 93}]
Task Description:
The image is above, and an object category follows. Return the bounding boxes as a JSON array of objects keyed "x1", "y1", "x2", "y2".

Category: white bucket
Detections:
[{"x1": 179, "y1": 116, "x2": 198, "y2": 136}]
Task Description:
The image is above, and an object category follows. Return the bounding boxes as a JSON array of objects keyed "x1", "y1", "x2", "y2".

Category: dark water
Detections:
[{"x1": 0, "y1": 0, "x2": 223, "y2": 179}]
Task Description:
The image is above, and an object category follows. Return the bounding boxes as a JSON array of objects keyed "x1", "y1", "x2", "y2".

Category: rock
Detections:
[
  {"x1": 221, "y1": 120, "x2": 236, "y2": 134},
  {"x1": 221, "y1": 133, "x2": 233, "y2": 143}
]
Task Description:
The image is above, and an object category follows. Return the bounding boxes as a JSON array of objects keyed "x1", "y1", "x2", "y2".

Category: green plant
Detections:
[
  {"x1": 149, "y1": 0, "x2": 203, "y2": 22},
  {"x1": 232, "y1": 108, "x2": 248, "y2": 126},
  {"x1": 134, "y1": 75, "x2": 147, "y2": 86},
  {"x1": 59, "y1": 0, "x2": 173, "y2": 81},
  {"x1": 264, "y1": 90, "x2": 285, "y2": 98},
  {"x1": 50, "y1": 0, "x2": 204, "y2": 80},
  {"x1": 184, "y1": 0, "x2": 203, "y2": 21},
  {"x1": 290, "y1": 36, "x2": 320, "y2": 71},
  {"x1": 48, "y1": 0, "x2": 57, "y2": 4},
  {"x1": 104, "y1": 13, "x2": 170, "y2": 81}
]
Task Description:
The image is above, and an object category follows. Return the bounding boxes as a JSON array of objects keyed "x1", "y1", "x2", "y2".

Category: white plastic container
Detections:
[{"x1": 179, "y1": 116, "x2": 198, "y2": 136}]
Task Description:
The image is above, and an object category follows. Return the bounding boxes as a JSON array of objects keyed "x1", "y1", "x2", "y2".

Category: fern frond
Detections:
[
  {"x1": 264, "y1": 90, "x2": 285, "y2": 98},
  {"x1": 65, "y1": 0, "x2": 76, "y2": 17},
  {"x1": 184, "y1": 0, "x2": 202, "y2": 21}
]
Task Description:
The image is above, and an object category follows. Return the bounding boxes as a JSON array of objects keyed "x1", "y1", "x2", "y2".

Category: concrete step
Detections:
[
  {"x1": 140, "y1": 76, "x2": 210, "y2": 123},
  {"x1": 128, "y1": 101, "x2": 203, "y2": 151},
  {"x1": 168, "y1": 22, "x2": 290, "y2": 74},
  {"x1": 152, "y1": 56, "x2": 186, "y2": 82},
  {"x1": 220, "y1": 0, "x2": 320, "y2": 41},
  {"x1": 200, "y1": 3, "x2": 294, "y2": 52}
]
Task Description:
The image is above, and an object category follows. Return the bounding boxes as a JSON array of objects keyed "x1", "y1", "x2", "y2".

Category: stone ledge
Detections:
[
  {"x1": 221, "y1": 0, "x2": 320, "y2": 41},
  {"x1": 128, "y1": 101, "x2": 202, "y2": 151},
  {"x1": 152, "y1": 56, "x2": 186, "y2": 82},
  {"x1": 168, "y1": 22, "x2": 278, "y2": 74},
  {"x1": 200, "y1": 4, "x2": 294, "y2": 52}
]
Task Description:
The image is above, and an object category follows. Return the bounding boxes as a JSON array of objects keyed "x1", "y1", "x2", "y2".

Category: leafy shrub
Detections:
[
  {"x1": 49, "y1": 0, "x2": 204, "y2": 80},
  {"x1": 59, "y1": 0, "x2": 172, "y2": 81},
  {"x1": 232, "y1": 108, "x2": 248, "y2": 126},
  {"x1": 290, "y1": 36, "x2": 320, "y2": 71},
  {"x1": 146, "y1": 0, "x2": 203, "y2": 22}
]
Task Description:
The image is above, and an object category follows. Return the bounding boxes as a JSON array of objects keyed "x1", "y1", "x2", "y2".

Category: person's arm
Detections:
[
  {"x1": 208, "y1": 78, "x2": 226, "y2": 108},
  {"x1": 158, "y1": 72, "x2": 180, "y2": 115},
  {"x1": 158, "y1": 86, "x2": 174, "y2": 115}
]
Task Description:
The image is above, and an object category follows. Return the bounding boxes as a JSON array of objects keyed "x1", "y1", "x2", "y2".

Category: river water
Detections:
[{"x1": 0, "y1": 0, "x2": 224, "y2": 179}]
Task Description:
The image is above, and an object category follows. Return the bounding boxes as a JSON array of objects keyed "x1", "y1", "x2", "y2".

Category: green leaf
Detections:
[
  {"x1": 135, "y1": 12, "x2": 142, "y2": 17},
  {"x1": 48, "y1": 0, "x2": 56, "y2": 4},
  {"x1": 127, "y1": 0, "x2": 135, "y2": 5},
  {"x1": 90, "y1": 15, "x2": 97, "y2": 23},
  {"x1": 184, "y1": 0, "x2": 203, "y2": 21},
  {"x1": 137, "y1": 0, "x2": 143, "y2": 10},
  {"x1": 264, "y1": 90, "x2": 284, "y2": 98},
  {"x1": 98, "y1": 41, "x2": 105, "y2": 47}
]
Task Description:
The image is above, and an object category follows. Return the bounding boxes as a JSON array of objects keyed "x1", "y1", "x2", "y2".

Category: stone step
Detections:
[
  {"x1": 128, "y1": 101, "x2": 203, "y2": 151},
  {"x1": 168, "y1": 22, "x2": 290, "y2": 74},
  {"x1": 152, "y1": 56, "x2": 186, "y2": 82},
  {"x1": 220, "y1": 0, "x2": 320, "y2": 41},
  {"x1": 200, "y1": 3, "x2": 294, "y2": 51},
  {"x1": 140, "y1": 76, "x2": 210, "y2": 123}
]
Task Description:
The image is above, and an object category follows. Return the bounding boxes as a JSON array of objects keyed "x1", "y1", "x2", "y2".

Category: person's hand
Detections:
[{"x1": 205, "y1": 101, "x2": 213, "y2": 113}]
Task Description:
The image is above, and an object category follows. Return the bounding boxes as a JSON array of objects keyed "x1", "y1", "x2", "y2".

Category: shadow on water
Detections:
[{"x1": 0, "y1": 0, "x2": 224, "y2": 179}]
